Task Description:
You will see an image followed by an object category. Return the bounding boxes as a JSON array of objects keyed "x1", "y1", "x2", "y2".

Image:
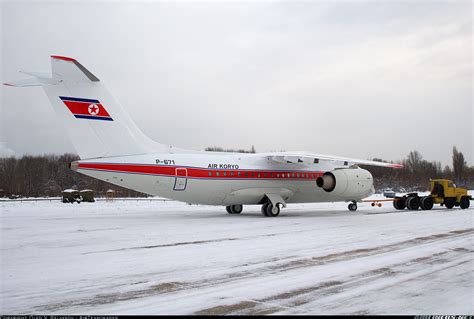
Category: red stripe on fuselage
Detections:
[{"x1": 77, "y1": 163, "x2": 324, "y2": 180}]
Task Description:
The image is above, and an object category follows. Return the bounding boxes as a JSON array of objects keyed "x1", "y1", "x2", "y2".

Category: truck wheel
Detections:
[
  {"x1": 420, "y1": 196, "x2": 434, "y2": 210},
  {"x1": 393, "y1": 199, "x2": 406, "y2": 210},
  {"x1": 406, "y1": 196, "x2": 420, "y2": 210},
  {"x1": 460, "y1": 197, "x2": 470, "y2": 209},
  {"x1": 444, "y1": 198, "x2": 455, "y2": 209}
]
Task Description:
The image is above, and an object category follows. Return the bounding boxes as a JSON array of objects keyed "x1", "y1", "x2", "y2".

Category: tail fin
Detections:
[{"x1": 4, "y1": 56, "x2": 176, "y2": 159}]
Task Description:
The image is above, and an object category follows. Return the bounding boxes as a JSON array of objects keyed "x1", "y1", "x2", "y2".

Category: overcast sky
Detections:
[{"x1": 1, "y1": 0, "x2": 472, "y2": 166}]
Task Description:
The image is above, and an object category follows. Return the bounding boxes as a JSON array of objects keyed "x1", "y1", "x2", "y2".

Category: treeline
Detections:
[
  {"x1": 0, "y1": 154, "x2": 146, "y2": 198},
  {"x1": 0, "y1": 147, "x2": 472, "y2": 198},
  {"x1": 364, "y1": 147, "x2": 474, "y2": 192}
]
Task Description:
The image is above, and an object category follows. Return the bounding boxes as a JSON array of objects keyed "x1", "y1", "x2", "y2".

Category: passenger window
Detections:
[
  {"x1": 216, "y1": 172, "x2": 220, "y2": 177},
  {"x1": 208, "y1": 172, "x2": 212, "y2": 176}
]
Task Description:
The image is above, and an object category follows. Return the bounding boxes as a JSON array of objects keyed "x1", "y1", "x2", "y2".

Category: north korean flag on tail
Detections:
[{"x1": 59, "y1": 96, "x2": 113, "y2": 121}]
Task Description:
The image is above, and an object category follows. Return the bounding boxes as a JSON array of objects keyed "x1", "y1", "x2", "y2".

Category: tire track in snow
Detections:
[
  {"x1": 195, "y1": 248, "x2": 473, "y2": 315},
  {"x1": 34, "y1": 228, "x2": 473, "y2": 313},
  {"x1": 81, "y1": 229, "x2": 308, "y2": 255}
]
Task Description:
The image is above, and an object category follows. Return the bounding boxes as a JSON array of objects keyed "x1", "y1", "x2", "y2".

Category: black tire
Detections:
[
  {"x1": 406, "y1": 196, "x2": 420, "y2": 210},
  {"x1": 227, "y1": 205, "x2": 243, "y2": 214},
  {"x1": 261, "y1": 203, "x2": 269, "y2": 217},
  {"x1": 348, "y1": 203, "x2": 357, "y2": 211},
  {"x1": 393, "y1": 198, "x2": 406, "y2": 210},
  {"x1": 420, "y1": 196, "x2": 434, "y2": 210},
  {"x1": 265, "y1": 203, "x2": 280, "y2": 217},
  {"x1": 231, "y1": 204, "x2": 243, "y2": 214},
  {"x1": 444, "y1": 198, "x2": 455, "y2": 209},
  {"x1": 460, "y1": 197, "x2": 470, "y2": 209}
]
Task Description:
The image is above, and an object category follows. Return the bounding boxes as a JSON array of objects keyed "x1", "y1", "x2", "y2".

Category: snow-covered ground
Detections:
[{"x1": 1, "y1": 195, "x2": 473, "y2": 314}]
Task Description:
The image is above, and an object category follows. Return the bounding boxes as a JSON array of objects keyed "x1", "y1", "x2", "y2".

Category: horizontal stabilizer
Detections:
[
  {"x1": 4, "y1": 70, "x2": 61, "y2": 87},
  {"x1": 4, "y1": 77, "x2": 44, "y2": 87}
]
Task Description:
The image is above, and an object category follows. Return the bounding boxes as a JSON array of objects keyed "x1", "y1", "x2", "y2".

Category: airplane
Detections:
[{"x1": 4, "y1": 56, "x2": 402, "y2": 217}]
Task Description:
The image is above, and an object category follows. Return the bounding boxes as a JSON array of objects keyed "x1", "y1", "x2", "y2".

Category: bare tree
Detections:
[{"x1": 452, "y1": 146, "x2": 467, "y2": 181}]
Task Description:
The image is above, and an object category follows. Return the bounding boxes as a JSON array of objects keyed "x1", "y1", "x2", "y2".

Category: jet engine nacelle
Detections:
[{"x1": 316, "y1": 168, "x2": 374, "y2": 198}]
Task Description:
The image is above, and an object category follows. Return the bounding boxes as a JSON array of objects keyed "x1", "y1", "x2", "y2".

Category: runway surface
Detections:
[{"x1": 1, "y1": 196, "x2": 473, "y2": 314}]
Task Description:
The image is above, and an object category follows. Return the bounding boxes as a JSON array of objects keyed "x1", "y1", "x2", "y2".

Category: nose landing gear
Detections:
[{"x1": 348, "y1": 201, "x2": 358, "y2": 212}]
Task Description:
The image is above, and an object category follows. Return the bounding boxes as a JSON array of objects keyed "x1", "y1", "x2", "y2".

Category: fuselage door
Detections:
[{"x1": 174, "y1": 168, "x2": 188, "y2": 191}]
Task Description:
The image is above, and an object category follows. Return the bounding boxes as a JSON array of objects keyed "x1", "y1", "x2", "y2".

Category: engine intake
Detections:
[
  {"x1": 316, "y1": 173, "x2": 336, "y2": 192},
  {"x1": 316, "y1": 168, "x2": 374, "y2": 198}
]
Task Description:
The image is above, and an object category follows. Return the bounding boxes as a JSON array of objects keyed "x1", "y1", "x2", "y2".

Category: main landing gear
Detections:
[
  {"x1": 226, "y1": 194, "x2": 287, "y2": 217},
  {"x1": 226, "y1": 204, "x2": 243, "y2": 214},
  {"x1": 261, "y1": 202, "x2": 281, "y2": 217}
]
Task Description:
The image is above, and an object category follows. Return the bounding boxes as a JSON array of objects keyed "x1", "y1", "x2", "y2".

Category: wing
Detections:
[{"x1": 268, "y1": 152, "x2": 402, "y2": 168}]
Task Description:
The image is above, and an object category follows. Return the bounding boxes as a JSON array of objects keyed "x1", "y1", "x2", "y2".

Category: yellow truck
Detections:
[{"x1": 393, "y1": 179, "x2": 471, "y2": 210}]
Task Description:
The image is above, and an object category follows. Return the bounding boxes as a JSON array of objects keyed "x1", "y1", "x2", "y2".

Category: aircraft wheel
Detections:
[
  {"x1": 406, "y1": 196, "x2": 420, "y2": 210},
  {"x1": 227, "y1": 205, "x2": 243, "y2": 214},
  {"x1": 230, "y1": 204, "x2": 243, "y2": 214},
  {"x1": 348, "y1": 202, "x2": 357, "y2": 211},
  {"x1": 420, "y1": 196, "x2": 434, "y2": 210},
  {"x1": 265, "y1": 203, "x2": 280, "y2": 217},
  {"x1": 261, "y1": 203, "x2": 270, "y2": 217},
  {"x1": 460, "y1": 197, "x2": 470, "y2": 209},
  {"x1": 444, "y1": 198, "x2": 455, "y2": 209}
]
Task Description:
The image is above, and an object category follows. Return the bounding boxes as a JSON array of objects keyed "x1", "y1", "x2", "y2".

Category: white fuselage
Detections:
[{"x1": 74, "y1": 152, "x2": 375, "y2": 205}]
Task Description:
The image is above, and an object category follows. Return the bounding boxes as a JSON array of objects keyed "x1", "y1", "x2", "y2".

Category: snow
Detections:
[
  {"x1": 1, "y1": 195, "x2": 473, "y2": 314},
  {"x1": 62, "y1": 189, "x2": 77, "y2": 193}
]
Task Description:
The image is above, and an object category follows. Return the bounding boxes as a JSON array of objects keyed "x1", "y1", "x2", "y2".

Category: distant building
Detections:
[
  {"x1": 106, "y1": 189, "x2": 117, "y2": 201},
  {"x1": 79, "y1": 189, "x2": 95, "y2": 202},
  {"x1": 62, "y1": 189, "x2": 80, "y2": 203}
]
